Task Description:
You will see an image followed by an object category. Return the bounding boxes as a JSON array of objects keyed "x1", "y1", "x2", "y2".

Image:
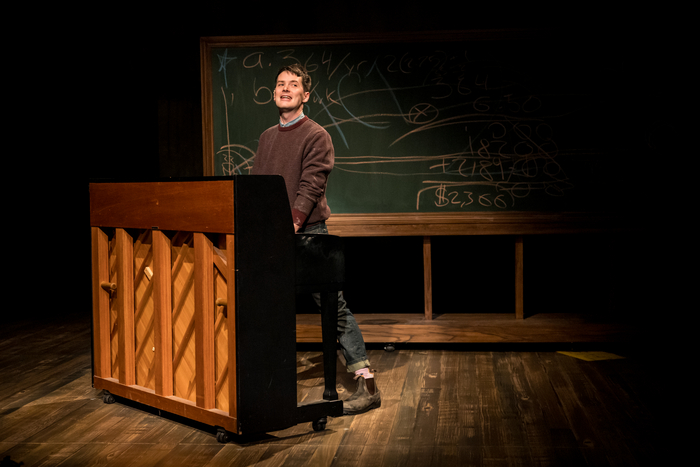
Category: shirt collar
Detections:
[{"x1": 280, "y1": 111, "x2": 305, "y2": 128}]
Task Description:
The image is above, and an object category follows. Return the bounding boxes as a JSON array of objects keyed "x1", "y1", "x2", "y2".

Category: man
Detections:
[{"x1": 252, "y1": 64, "x2": 380, "y2": 415}]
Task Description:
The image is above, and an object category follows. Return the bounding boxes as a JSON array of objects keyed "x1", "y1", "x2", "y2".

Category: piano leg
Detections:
[{"x1": 319, "y1": 291, "x2": 339, "y2": 401}]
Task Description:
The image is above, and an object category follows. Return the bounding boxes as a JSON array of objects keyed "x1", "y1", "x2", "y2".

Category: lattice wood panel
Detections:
[
  {"x1": 213, "y1": 245, "x2": 229, "y2": 413},
  {"x1": 133, "y1": 230, "x2": 155, "y2": 391},
  {"x1": 93, "y1": 226, "x2": 237, "y2": 420},
  {"x1": 108, "y1": 231, "x2": 118, "y2": 379},
  {"x1": 171, "y1": 231, "x2": 197, "y2": 403}
]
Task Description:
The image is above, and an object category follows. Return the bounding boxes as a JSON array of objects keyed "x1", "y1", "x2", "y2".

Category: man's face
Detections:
[{"x1": 274, "y1": 71, "x2": 310, "y2": 114}]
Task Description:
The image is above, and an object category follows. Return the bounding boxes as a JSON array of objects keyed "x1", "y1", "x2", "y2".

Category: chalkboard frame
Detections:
[{"x1": 199, "y1": 31, "x2": 626, "y2": 237}]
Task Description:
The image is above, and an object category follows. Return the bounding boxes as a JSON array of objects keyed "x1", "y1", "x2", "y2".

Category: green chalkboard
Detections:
[{"x1": 201, "y1": 32, "x2": 624, "y2": 214}]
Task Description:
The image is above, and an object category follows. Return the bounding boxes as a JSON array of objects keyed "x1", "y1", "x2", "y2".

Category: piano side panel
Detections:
[{"x1": 233, "y1": 175, "x2": 297, "y2": 434}]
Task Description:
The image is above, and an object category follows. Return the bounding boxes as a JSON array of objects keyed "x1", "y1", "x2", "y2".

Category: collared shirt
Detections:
[{"x1": 280, "y1": 112, "x2": 305, "y2": 128}]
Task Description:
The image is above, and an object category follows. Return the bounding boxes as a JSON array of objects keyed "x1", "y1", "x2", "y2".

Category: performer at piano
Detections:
[{"x1": 252, "y1": 63, "x2": 381, "y2": 415}]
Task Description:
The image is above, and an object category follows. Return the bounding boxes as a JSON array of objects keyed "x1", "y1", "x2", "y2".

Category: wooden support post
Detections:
[
  {"x1": 116, "y1": 228, "x2": 135, "y2": 385},
  {"x1": 515, "y1": 235, "x2": 524, "y2": 319},
  {"x1": 423, "y1": 236, "x2": 433, "y2": 320},
  {"x1": 225, "y1": 234, "x2": 238, "y2": 419},
  {"x1": 153, "y1": 230, "x2": 173, "y2": 396},
  {"x1": 194, "y1": 233, "x2": 216, "y2": 409},
  {"x1": 91, "y1": 227, "x2": 111, "y2": 378}
]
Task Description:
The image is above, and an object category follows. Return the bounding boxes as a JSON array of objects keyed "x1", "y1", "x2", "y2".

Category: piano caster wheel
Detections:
[
  {"x1": 102, "y1": 391, "x2": 116, "y2": 404},
  {"x1": 312, "y1": 417, "x2": 327, "y2": 432},
  {"x1": 384, "y1": 343, "x2": 395, "y2": 352},
  {"x1": 215, "y1": 427, "x2": 230, "y2": 443}
]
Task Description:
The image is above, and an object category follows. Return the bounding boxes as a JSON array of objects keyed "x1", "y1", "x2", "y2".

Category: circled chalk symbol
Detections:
[{"x1": 408, "y1": 103, "x2": 439, "y2": 124}]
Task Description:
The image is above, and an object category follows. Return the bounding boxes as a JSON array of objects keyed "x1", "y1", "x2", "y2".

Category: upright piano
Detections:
[{"x1": 89, "y1": 177, "x2": 343, "y2": 440}]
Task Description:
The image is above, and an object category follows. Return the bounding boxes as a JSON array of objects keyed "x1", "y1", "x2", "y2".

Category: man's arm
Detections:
[{"x1": 292, "y1": 129, "x2": 334, "y2": 229}]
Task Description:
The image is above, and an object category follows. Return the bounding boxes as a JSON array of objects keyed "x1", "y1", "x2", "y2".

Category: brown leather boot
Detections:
[{"x1": 343, "y1": 375, "x2": 381, "y2": 415}]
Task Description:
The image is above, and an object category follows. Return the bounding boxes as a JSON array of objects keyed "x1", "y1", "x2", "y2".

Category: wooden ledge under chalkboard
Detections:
[
  {"x1": 325, "y1": 211, "x2": 635, "y2": 321},
  {"x1": 325, "y1": 211, "x2": 631, "y2": 237}
]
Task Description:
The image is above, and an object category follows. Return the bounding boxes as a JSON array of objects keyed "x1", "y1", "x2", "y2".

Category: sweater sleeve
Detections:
[{"x1": 292, "y1": 128, "x2": 334, "y2": 225}]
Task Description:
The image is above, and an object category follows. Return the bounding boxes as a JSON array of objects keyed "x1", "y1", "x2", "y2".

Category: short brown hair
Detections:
[{"x1": 276, "y1": 64, "x2": 312, "y2": 93}]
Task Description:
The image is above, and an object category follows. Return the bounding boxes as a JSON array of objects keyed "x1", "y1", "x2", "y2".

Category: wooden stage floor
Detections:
[
  {"x1": 1, "y1": 312, "x2": 661, "y2": 466},
  {"x1": 297, "y1": 312, "x2": 646, "y2": 344}
]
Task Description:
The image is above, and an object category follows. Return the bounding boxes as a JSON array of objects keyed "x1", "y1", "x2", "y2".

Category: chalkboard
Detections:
[{"x1": 201, "y1": 32, "x2": 624, "y2": 214}]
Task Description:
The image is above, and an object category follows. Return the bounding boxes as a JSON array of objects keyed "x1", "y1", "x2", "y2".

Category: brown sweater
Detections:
[{"x1": 252, "y1": 117, "x2": 334, "y2": 227}]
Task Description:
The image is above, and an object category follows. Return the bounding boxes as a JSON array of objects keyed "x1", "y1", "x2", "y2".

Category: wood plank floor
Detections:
[
  {"x1": 1, "y1": 312, "x2": 662, "y2": 466},
  {"x1": 297, "y1": 313, "x2": 644, "y2": 344}
]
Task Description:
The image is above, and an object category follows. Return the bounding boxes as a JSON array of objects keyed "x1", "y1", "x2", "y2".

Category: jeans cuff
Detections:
[{"x1": 346, "y1": 359, "x2": 371, "y2": 373}]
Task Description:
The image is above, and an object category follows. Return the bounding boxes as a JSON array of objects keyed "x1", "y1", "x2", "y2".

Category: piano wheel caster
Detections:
[
  {"x1": 312, "y1": 417, "x2": 327, "y2": 432},
  {"x1": 102, "y1": 391, "x2": 116, "y2": 404},
  {"x1": 384, "y1": 343, "x2": 395, "y2": 352},
  {"x1": 215, "y1": 427, "x2": 230, "y2": 443}
]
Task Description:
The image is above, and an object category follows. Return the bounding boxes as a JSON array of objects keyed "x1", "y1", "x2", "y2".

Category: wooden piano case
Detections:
[{"x1": 89, "y1": 177, "x2": 341, "y2": 438}]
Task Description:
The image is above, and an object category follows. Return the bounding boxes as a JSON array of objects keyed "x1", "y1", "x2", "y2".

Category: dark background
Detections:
[{"x1": 14, "y1": 3, "x2": 683, "y2": 325}]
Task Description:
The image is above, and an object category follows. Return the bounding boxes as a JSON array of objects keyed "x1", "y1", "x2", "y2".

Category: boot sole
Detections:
[{"x1": 343, "y1": 399, "x2": 381, "y2": 415}]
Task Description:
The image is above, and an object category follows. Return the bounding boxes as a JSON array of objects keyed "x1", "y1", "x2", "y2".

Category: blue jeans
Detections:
[{"x1": 299, "y1": 222, "x2": 371, "y2": 372}]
